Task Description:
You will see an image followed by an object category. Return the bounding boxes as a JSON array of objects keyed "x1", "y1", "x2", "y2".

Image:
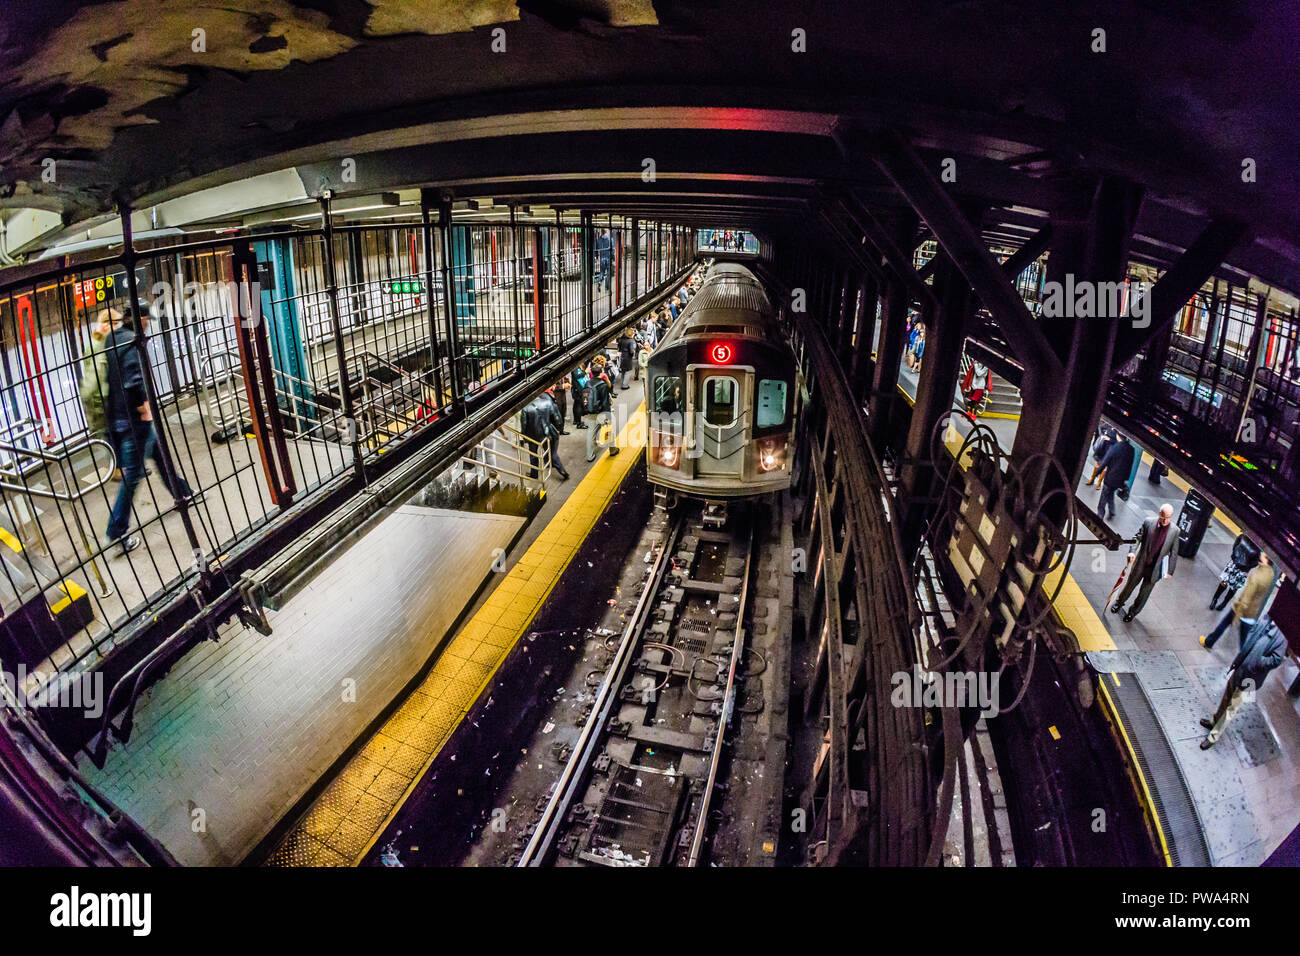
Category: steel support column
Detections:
[
  {"x1": 1015, "y1": 177, "x2": 1143, "y2": 489},
  {"x1": 319, "y1": 193, "x2": 366, "y2": 481},
  {"x1": 899, "y1": 253, "x2": 972, "y2": 552}
]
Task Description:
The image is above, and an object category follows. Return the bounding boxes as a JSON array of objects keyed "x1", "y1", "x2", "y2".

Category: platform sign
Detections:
[
  {"x1": 73, "y1": 275, "x2": 115, "y2": 310},
  {"x1": 385, "y1": 279, "x2": 426, "y2": 295}
]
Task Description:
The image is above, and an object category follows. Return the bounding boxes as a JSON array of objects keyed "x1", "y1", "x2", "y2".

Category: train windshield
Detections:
[
  {"x1": 653, "y1": 375, "x2": 684, "y2": 414},
  {"x1": 756, "y1": 379, "x2": 788, "y2": 427},
  {"x1": 703, "y1": 375, "x2": 739, "y2": 425}
]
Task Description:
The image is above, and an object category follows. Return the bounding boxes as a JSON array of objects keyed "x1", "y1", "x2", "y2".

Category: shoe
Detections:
[
  {"x1": 1198, "y1": 635, "x2": 1210, "y2": 648},
  {"x1": 1122, "y1": 610, "x2": 1136, "y2": 623},
  {"x1": 109, "y1": 534, "x2": 142, "y2": 556},
  {"x1": 560, "y1": 430, "x2": 570, "y2": 436},
  {"x1": 608, "y1": 447, "x2": 619, "y2": 457},
  {"x1": 1199, "y1": 717, "x2": 1214, "y2": 730},
  {"x1": 1109, "y1": 602, "x2": 1122, "y2": 614},
  {"x1": 1200, "y1": 738, "x2": 1215, "y2": 750},
  {"x1": 586, "y1": 455, "x2": 595, "y2": 463},
  {"x1": 556, "y1": 471, "x2": 570, "y2": 481},
  {"x1": 109, "y1": 468, "x2": 123, "y2": 482},
  {"x1": 576, "y1": 423, "x2": 588, "y2": 429}
]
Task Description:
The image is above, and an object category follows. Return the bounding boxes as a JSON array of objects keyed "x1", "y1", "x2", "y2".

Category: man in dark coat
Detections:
[
  {"x1": 538, "y1": 389, "x2": 569, "y2": 481},
  {"x1": 1097, "y1": 432, "x2": 1136, "y2": 520},
  {"x1": 103, "y1": 307, "x2": 194, "y2": 555},
  {"x1": 1110, "y1": 504, "x2": 1179, "y2": 622},
  {"x1": 1200, "y1": 617, "x2": 1288, "y2": 748}
]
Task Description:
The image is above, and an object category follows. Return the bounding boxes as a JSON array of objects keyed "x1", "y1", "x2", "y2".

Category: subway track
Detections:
[{"x1": 518, "y1": 500, "x2": 761, "y2": 867}]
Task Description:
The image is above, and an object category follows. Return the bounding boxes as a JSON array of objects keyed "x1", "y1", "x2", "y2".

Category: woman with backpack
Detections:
[{"x1": 570, "y1": 366, "x2": 588, "y2": 428}]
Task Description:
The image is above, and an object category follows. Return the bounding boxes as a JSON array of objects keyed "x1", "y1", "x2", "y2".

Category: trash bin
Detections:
[{"x1": 1177, "y1": 488, "x2": 1215, "y2": 559}]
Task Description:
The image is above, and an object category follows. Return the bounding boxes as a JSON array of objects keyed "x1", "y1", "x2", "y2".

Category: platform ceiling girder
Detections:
[{"x1": 1, "y1": 1, "x2": 1297, "y2": 301}]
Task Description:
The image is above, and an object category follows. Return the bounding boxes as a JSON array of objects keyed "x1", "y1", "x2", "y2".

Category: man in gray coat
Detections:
[
  {"x1": 1109, "y1": 503, "x2": 1179, "y2": 622},
  {"x1": 1200, "y1": 617, "x2": 1288, "y2": 749}
]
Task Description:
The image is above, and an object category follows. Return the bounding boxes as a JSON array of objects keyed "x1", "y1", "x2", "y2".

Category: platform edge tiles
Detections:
[{"x1": 268, "y1": 404, "x2": 651, "y2": 866}]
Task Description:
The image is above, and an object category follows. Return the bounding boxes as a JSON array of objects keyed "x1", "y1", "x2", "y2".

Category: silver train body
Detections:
[{"x1": 644, "y1": 263, "x2": 798, "y2": 498}]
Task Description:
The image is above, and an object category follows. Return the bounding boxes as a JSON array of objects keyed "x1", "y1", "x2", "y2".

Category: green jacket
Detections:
[{"x1": 1233, "y1": 563, "x2": 1275, "y2": 622}]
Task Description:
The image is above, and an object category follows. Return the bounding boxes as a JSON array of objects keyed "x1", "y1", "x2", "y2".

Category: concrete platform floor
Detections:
[{"x1": 77, "y1": 504, "x2": 525, "y2": 866}]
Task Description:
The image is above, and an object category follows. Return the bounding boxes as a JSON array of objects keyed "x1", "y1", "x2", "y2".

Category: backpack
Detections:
[
  {"x1": 583, "y1": 380, "x2": 599, "y2": 410},
  {"x1": 79, "y1": 346, "x2": 111, "y2": 435}
]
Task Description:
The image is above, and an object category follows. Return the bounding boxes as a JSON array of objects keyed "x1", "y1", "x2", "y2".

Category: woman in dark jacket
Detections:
[
  {"x1": 618, "y1": 328, "x2": 637, "y2": 389},
  {"x1": 1211, "y1": 533, "x2": 1261, "y2": 611}
]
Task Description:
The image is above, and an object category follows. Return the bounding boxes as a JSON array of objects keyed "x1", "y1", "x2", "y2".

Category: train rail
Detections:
[{"x1": 518, "y1": 502, "x2": 757, "y2": 867}]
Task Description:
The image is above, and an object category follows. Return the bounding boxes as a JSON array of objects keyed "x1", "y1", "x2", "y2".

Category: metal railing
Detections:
[
  {"x1": 459, "y1": 420, "x2": 551, "y2": 495},
  {"x1": 0, "y1": 434, "x2": 118, "y2": 597}
]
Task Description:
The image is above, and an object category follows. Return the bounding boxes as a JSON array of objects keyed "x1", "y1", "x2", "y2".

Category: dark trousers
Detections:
[
  {"x1": 1115, "y1": 567, "x2": 1157, "y2": 616},
  {"x1": 554, "y1": 389, "x2": 567, "y2": 423},
  {"x1": 1204, "y1": 609, "x2": 1251, "y2": 650},
  {"x1": 1099, "y1": 483, "x2": 1121, "y2": 520},
  {"x1": 106, "y1": 418, "x2": 192, "y2": 541}
]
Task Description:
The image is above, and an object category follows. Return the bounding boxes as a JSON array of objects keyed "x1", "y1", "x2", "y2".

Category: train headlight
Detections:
[{"x1": 758, "y1": 437, "x2": 787, "y2": 473}]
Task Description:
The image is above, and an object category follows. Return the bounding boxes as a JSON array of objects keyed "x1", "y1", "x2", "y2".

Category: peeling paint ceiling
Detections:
[{"x1": 0, "y1": 0, "x2": 1296, "y2": 284}]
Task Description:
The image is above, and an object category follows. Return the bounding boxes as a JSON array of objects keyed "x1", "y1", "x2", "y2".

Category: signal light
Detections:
[{"x1": 710, "y1": 342, "x2": 733, "y2": 364}]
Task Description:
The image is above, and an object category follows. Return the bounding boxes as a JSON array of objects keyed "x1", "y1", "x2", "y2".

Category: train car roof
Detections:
[{"x1": 653, "y1": 265, "x2": 779, "y2": 351}]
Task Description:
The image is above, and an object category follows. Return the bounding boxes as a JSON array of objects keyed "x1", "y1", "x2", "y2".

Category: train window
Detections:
[
  {"x1": 703, "y1": 376, "x2": 739, "y2": 425},
  {"x1": 654, "y1": 375, "x2": 684, "y2": 414},
  {"x1": 757, "y1": 379, "x2": 788, "y2": 428}
]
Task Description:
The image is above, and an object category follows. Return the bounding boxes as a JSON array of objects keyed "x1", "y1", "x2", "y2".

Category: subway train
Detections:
[{"x1": 645, "y1": 263, "x2": 799, "y2": 501}]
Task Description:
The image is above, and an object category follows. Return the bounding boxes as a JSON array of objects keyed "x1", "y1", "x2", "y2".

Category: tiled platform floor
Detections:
[{"x1": 78, "y1": 505, "x2": 525, "y2": 866}]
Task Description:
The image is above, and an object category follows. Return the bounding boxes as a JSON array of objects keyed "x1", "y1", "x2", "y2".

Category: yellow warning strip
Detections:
[
  {"x1": 49, "y1": 580, "x2": 88, "y2": 615},
  {"x1": 0, "y1": 526, "x2": 23, "y2": 553},
  {"x1": 275, "y1": 404, "x2": 649, "y2": 866},
  {"x1": 937, "y1": 423, "x2": 1114, "y2": 651},
  {"x1": 1096, "y1": 676, "x2": 1176, "y2": 867},
  {"x1": 1042, "y1": 564, "x2": 1116, "y2": 652}
]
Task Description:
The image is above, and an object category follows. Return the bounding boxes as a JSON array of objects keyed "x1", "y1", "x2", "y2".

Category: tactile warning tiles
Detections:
[{"x1": 270, "y1": 404, "x2": 649, "y2": 865}]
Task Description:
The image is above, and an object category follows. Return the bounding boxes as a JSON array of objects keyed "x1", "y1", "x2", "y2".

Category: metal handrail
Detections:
[
  {"x1": 0, "y1": 436, "x2": 117, "y2": 503},
  {"x1": 0, "y1": 435, "x2": 118, "y2": 597},
  {"x1": 459, "y1": 422, "x2": 551, "y2": 493}
]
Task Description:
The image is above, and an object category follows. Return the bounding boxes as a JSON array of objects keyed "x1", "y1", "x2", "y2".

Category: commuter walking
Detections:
[
  {"x1": 553, "y1": 378, "x2": 570, "y2": 433},
  {"x1": 1201, "y1": 552, "x2": 1274, "y2": 650},
  {"x1": 595, "y1": 229, "x2": 613, "y2": 291},
  {"x1": 540, "y1": 388, "x2": 570, "y2": 481},
  {"x1": 1211, "y1": 532, "x2": 1262, "y2": 611},
  {"x1": 619, "y1": 328, "x2": 637, "y2": 389},
  {"x1": 520, "y1": 398, "x2": 548, "y2": 479},
  {"x1": 1199, "y1": 617, "x2": 1288, "y2": 748},
  {"x1": 1084, "y1": 423, "x2": 1116, "y2": 488},
  {"x1": 1110, "y1": 504, "x2": 1179, "y2": 622},
  {"x1": 102, "y1": 306, "x2": 194, "y2": 556},
  {"x1": 1096, "y1": 432, "x2": 1136, "y2": 520},
  {"x1": 637, "y1": 341, "x2": 651, "y2": 382},
  {"x1": 571, "y1": 366, "x2": 588, "y2": 428},
  {"x1": 582, "y1": 356, "x2": 617, "y2": 462}
]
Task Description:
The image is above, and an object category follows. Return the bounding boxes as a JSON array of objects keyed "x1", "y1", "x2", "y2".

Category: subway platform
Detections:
[{"x1": 899, "y1": 362, "x2": 1299, "y2": 865}]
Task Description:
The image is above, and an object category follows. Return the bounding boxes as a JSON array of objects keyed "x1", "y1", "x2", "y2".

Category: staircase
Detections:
[
  {"x1": 983, "y1": 373, "x2": 1022, "y2": 418},
  {"x1": 417, "y1": 421, "x2": 551, "y2": 518}
]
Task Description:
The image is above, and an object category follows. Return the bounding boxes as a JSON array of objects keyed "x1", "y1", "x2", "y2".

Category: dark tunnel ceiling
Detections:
[{"x1": 2, "y1": 0, "x2": 1299, "y2": 282}]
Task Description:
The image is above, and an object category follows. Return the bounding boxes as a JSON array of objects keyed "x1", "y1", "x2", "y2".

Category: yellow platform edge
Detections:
[{"x1": 280, "y1": 404, "x2": 651, "y2": 866}]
